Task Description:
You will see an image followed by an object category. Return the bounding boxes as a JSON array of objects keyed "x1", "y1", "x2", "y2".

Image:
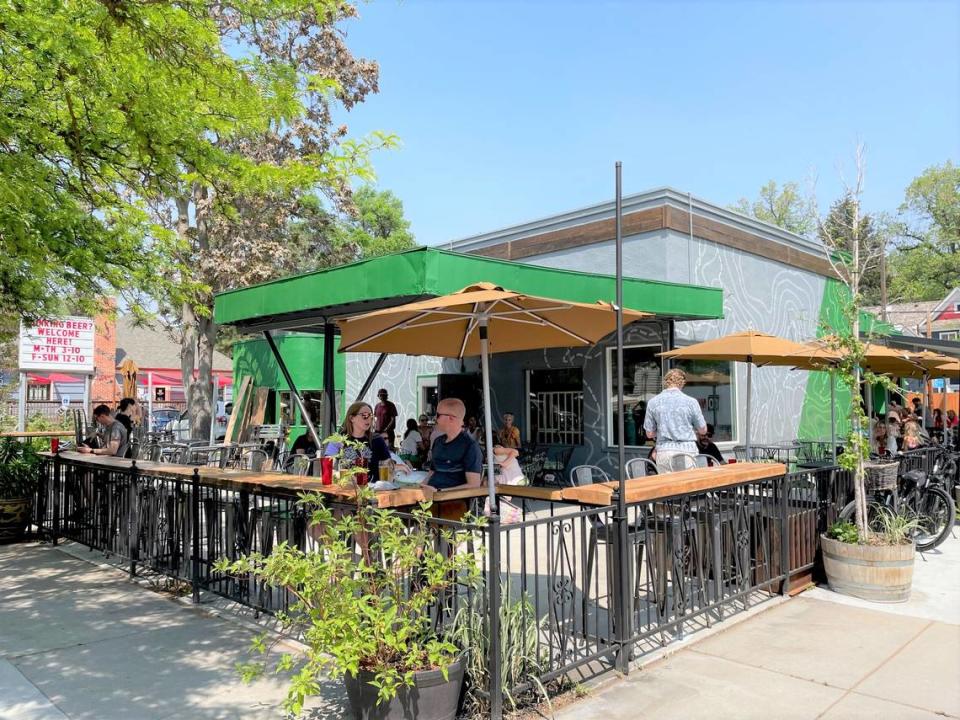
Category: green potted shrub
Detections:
[
  {"x1": 215, "y1": 436, "x2": 484, "y2": 719},
  {"x1": 0, "y1": 438, "x2": 42, "y2": 543}
]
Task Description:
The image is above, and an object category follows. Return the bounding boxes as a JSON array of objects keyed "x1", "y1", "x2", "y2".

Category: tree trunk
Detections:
[{"x1": 194, "y1": 312, "x2": 215, "y2": 441}]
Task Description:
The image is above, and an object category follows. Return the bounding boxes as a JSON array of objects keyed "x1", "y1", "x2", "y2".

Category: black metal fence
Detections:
[{"x1": 33, "y1": 456, "x2": 859, "y2": 718}]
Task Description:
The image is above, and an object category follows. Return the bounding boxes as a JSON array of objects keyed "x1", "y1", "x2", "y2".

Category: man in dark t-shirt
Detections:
[
  {"x1": 423, "y1": 398, "x2": 483, "y2": 491},
  {"x1": 374, "y1": 388, "x2": 398, "y2": 449}
]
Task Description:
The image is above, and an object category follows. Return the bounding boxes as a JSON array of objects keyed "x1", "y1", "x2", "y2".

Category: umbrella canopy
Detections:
[
  {"x1": 339, "y1": 282, "x2": 652, "y2": 512},
  {"x1": 781, "y1": 337, "x2": 925, "y2": 377},
  {"x1": 339, "y1": 282, "x2": 651, "y2": 356},
  {"x1": 658, "y1": 330, "x2": 812, "y2": 365},
  {"x1": 935, "y1": 358, "x2": 960, "y2": 376},
  {"x1": 119, "y1": 357, "x2": 138, "y2": 399}
]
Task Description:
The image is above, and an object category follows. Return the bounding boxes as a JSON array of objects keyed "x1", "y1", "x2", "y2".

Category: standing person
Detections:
[
  {"x1": 496, "y1": 412, "x2": 521, "y2": 449},
  {"x1": 643, "y1": 369, "x2": 707, "y2": 474},
  {"x1": 374, "y1": 388, "x2": 398, "y2": 449},
  {"x1": 421, "y1": 398, "x2": 483, "y2": 491},
  {"x1": 77, "y1": 404, "x2": 129, "y2": 458}
]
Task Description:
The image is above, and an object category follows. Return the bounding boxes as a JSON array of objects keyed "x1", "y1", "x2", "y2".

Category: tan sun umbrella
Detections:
[
  {"x1": 659, "y1": 330, "x2": 815, "y2": 457},
  {"x1": 118, "y1": 357, "x2": 139, "y2": 400},
  {"x1": 338, "y1": 282, "x2": 652, "y2": 510}
]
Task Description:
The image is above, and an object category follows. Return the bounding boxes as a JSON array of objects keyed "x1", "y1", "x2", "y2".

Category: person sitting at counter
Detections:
[
  {"x1": 77, "y1": 404, "x2": 128, "y2": 458},
  {"x1": 325, "y1": 401, "x2": 391, "y2": 480},
  {"x1": 421, "y1": 398, "x2": 483, "y2": 492}
]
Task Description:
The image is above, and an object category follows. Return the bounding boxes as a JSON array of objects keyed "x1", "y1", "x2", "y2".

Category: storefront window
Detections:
[
  {"x1": 527, "y1": 368, "x2": 584, "y2": 445},
  {"x1": 300, "y1": 390, "x2": 343, "y2": 428},
  {"x1": 607, "y1": 344, "x2": 662, "y2": 447},
  {"x1": 672, "y1": 359, "x2": 735, "y2": 442}
]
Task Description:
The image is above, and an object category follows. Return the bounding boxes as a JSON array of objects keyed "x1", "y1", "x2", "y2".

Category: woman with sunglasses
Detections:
[{"x1": 325, "y1": 401, "x2": 391, "y2": 482}]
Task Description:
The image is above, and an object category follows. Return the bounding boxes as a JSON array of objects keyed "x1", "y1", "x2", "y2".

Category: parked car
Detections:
[
  {"x1": 167, "y1": 402, "x2": 229, "y2": 442},
  {"x1": 150, "y1": 408, "x2": 181, "y2": 432}
]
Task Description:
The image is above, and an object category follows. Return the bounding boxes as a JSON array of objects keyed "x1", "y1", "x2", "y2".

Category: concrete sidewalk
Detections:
[
  {"x1": 558, "y1": 535, "x2": 960, "y2": 720},
  {"x1": 2, "y1": 537, "x2": 958, "y2": 720},
  {"x1": 0, "y1": 542, "x2": 344, "y2": 720}
]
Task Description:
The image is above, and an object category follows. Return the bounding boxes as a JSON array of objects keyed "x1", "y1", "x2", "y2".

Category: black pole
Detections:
[
  {"x1": 128, "y1": 460, "x2": 138, "y2": 579},
  {"x1": 191, "y1": 468, "x2": 201, "y2": 605},
  {"x1": 52, "y1": 451, "x2": 60, "y2": 546},
  {"x1": 323, "y1": 322, "x2": 337, "y2": 436},
  {"x1": 614, "y1": 161, "x2": 632, "y2": 672},
  {"x1": 355, "y1": 353, "x2": 389, "y2": 404},
  {"x1": 488, "y1": 513, "x2": 503, "y2": 719},
  {"x1": 263, "y1": 330, "x2": 324, "y2": 451}
]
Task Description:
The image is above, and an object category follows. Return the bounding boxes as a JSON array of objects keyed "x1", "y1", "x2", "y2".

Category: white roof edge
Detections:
[
  {"x1": 931, "y1": 288, "x2": 960, "y2": 314},
  {"x1": 445, "y1": 186, "x2": 828, "y2": 260}
]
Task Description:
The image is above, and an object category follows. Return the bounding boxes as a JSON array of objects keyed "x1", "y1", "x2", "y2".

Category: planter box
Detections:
[
  {"x1": 344, "y1": 657, "x2": 465, "y2": 720},
  {"x1": 821, "y1": 534, "x2": 915, "y2": 603},
  {"x1": 0, "y1": 497, "x2": 32, "y2": 544}
]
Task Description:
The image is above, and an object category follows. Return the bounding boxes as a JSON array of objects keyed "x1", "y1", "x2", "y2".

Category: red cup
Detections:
[
  {"x1": 355, "y1": 471, "x2": 368, "y2": 486},
  {"x1": 320, "y1": 456, "x2": 333, "y2": 486},
  {"x1": 727, "y1": 458, "x2": 737, "y2": 464},
  {"x1": 51, "y1": 437, "x2": 60, "y2": 453}
]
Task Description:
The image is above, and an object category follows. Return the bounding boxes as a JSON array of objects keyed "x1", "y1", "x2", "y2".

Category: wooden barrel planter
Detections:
[{"x1": 820, "y1": 534, "x2": 915, "y2": 603}]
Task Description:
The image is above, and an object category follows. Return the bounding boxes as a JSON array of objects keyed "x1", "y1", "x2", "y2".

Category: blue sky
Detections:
[{"x1": 337, "y1": 0, "x2": 960, "y2": 246}]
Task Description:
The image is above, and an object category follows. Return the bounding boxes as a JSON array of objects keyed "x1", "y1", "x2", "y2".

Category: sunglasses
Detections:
[
  {"x1": 436, "y1": 412, "x2": 458, "y2": 419},
  {"x1": 355, "y1": 412, "x2": 373, "y2": 419}
]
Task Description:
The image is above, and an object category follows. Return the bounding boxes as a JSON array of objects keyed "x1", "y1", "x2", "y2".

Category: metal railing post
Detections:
[
  {"x1": 612, "y1": 490, "x2": 632, "y2": 673},
  {"x1": 128, "y1": 461, "x2": 138, "y2": 579},
  {"x1": 191, "y1": 468, "x2": 201, "y2": 604},
  {"x1": 52, "y1": 452, "x2": 61, "y2": 546},
  {"x1": 779, "y1": 474, "x2": 790, "y2": 596},
  {"x1": 488, "y1": 513, "x2": 503, "y2": 720}
]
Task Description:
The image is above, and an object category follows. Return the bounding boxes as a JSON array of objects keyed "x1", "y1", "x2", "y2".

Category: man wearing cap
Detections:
[{"x1": 643, "y1": 368, "x2": 708, "y2": 474}]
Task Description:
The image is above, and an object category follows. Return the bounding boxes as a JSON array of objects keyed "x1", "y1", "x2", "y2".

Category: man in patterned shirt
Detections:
[{"x1": 643, "y1": 368, "x2": 707, "y2": 474}]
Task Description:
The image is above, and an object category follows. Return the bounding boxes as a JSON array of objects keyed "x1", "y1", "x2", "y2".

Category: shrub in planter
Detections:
[
  {"x1": 215, "y1": 437, "x2": 484, "y2": 719},
  {"x1": 0, "y1": 439, "x2": 42, "y2": 543},
  {"x1": 822, "y1": 508, "x2": 920, "y2": 603}
]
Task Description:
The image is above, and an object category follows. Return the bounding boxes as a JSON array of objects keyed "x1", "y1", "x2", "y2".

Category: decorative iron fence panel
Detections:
[{"x1": 34, "y1": 456, "x2": 856, "y2": 719}]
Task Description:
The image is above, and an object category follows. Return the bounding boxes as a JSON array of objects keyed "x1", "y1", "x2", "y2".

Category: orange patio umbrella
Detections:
[{"x1": 339, "y1": 282, "x2": 652, "y2": 510}]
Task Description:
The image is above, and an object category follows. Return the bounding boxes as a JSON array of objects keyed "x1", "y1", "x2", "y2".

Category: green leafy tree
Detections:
[
  {"x1": 888, "y1": 161, "x2": 960, "y2": 301},
  {"x1": 332, "y1": 186, "x2": 416, "y2": 258},
  {"x1": 730, "y1": 180, "x2": 818, "y2": 237}
]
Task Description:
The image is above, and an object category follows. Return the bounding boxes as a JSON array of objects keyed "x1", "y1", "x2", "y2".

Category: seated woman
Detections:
[
  {"x1": 483, "y1": 445, "x2": 526, "y2": 523},
  {"x1": 324, "y1": 401, "x2": 391, "y2": 482},
  {"x1": 399, "y1": 418, "x2": 423, "y2": 468}
]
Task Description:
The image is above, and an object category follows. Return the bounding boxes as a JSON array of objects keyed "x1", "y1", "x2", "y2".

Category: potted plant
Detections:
[
  {"x1": 816, "y1": 147, "x2": 916, "y2": 601},
  {"x1": 215, "y1": 436, "x2": 483, "y2": 719},
  {"x1": 822, "y1": 509, "x2": 919, "y2": 602},
  {"x1": 0, "y1": 438, "x2": 41, "y2": 543}
]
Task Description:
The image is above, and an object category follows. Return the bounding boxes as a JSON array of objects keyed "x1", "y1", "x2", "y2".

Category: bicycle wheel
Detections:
[{"x1": 909, "y1": 487, "x2": 955, "y2": 552}]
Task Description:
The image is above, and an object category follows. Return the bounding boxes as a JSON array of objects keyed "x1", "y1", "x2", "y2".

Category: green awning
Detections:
[{"x1": 214, "y1": 247, "x2": 723, "y2": 332}]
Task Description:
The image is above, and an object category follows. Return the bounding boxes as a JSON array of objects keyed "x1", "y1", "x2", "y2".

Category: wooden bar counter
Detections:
[
  {"x1": 46, "y1": 451, "x2": 490, "y2": 509},
  {"x1": 560, "y1": 462, "x2": 787, "y2": 505}
]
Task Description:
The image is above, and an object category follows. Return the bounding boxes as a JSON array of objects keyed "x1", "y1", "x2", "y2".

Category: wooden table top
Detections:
[
  {"x1": 559, "y1": 463, "x2": 787, "y2": 506},
  {"x1": 46, "y1": 451, "x2": 491, "y2": 509},
  {"x1": 2, "y1": 431, "x2": 75, "y2": 438}
]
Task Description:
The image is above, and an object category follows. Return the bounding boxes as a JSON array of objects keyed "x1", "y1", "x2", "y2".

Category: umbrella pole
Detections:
[
  {"x1": 830, "y1": 371, "x2": 837, "y2": 462},
  {"x1": 745, "y1": 363, "x2": 752, "y2": 460},
  {"x1": 479, "y1": 320, "x2": 497, "y2": 514}
]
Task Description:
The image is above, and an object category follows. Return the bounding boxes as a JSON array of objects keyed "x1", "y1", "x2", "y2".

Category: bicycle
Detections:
[{"x1": 840, "y1": 458, "x2": 955, "y2": 552}]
